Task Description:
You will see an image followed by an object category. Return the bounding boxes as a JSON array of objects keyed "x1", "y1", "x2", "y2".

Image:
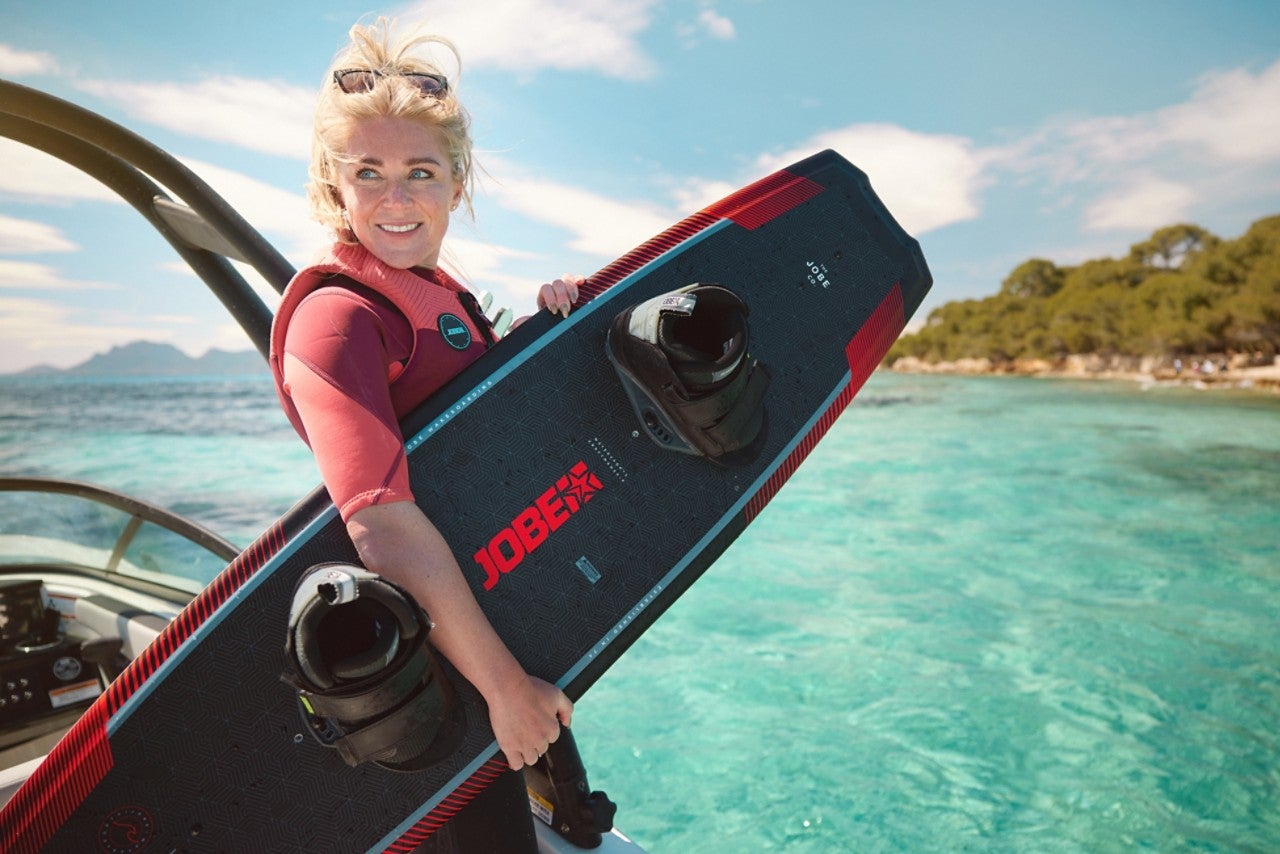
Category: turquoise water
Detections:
[
  {"x1": 0, "y1": 375, "x2": 319, "y2": 541},
  {"x1": 2, "y1": 372, "x2": 1278, "y2": 852}
]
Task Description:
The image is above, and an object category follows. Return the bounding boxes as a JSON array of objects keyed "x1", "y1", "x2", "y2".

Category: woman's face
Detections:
[{"x1": 335, "y1": 116, "x2": 462, "y2": 270}]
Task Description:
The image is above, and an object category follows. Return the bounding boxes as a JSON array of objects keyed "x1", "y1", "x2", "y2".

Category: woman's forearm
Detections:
[
  {"x1": 345, "y1": 500, "x2": 572, "y2": 769},
  {"x1": 345, "y1": 500, "x2": 523, "y2": 698}
]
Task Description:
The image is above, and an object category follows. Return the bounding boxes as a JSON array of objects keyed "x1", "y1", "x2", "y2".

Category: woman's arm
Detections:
[
  {"x1": 280, "y1": 282, "x2": 578, "y2": 770},
  {"x1": 346, "y1": 500, "x2": 573, "y2": 770}
]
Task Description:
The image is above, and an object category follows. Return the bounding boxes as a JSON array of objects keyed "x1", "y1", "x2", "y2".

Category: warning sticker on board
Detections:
[
  {"x1": 49, "y1": 679, "x2": 102, "y2": 709},
  {"x1": 527, "y1": 789, "x2": 554, "y2": 826}
]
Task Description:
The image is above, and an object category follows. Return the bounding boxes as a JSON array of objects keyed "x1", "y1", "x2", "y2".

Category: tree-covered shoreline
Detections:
[{"x1": 887, "y1": 215, "x2": 1280, "y2": 370}]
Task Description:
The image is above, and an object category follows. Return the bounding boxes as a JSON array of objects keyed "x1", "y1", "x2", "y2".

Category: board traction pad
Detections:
[{"x1": 1, "y1": 150, "x2": 931, "y2": 853}]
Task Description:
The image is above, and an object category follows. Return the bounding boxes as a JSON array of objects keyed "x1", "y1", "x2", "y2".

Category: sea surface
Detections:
[{"x1": 1, "y1": 371, "x2": 1277, "y2": 852}]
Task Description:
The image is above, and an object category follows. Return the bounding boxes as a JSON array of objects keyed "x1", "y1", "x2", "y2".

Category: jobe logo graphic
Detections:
[
  {"x1": 438, "y1": 313, "x2": 472, "y2": 350},
  {"x1": 97, "y1": 805, "x2": 155, "y2": 854},
  {"x1": 805, "y1": 260, "x2": 832, "y2": 289},
  {"x1": 473, "y1": 461, "x2": 603, "y2": 590}
]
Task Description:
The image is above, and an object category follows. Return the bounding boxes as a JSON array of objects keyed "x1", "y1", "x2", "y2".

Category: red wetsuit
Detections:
[
  {"x1": 270, "y1": 241, "x2": 495, "y2": 520},
  {"x1": 270, "y1": 243, "x2": 535, "y2": 852}
]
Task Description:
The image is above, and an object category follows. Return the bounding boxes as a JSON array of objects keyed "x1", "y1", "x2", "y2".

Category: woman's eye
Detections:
[
  {"x1": 356, "y1": 168, "x2": 379, "y2": 180},
  {"x1": 410, "y1": 168, "x2": 433, "y2": 180}
]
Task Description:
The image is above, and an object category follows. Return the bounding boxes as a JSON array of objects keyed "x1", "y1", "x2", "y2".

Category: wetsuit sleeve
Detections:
[{"x1": 280, "y1": 287, "x2": 414, "y2": 521}]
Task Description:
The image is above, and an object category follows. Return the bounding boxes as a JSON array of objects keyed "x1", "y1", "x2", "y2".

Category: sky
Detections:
[{"x1": 2, "y1": 0, "x2": 1279, "y2": 373}]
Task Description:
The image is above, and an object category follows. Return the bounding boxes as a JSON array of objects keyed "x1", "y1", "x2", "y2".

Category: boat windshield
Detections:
[{"x1": 0, "y1": 478, "x2": 238, "y2": 596}]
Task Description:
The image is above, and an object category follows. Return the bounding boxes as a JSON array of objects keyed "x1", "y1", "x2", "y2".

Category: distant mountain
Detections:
[{"x1": 12, "y1": 341, "x2": 267, "y2": 377}]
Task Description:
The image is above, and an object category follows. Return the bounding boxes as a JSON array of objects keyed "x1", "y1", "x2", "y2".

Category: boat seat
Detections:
[{"x1": 75, "y1": 593, "x2": 169, "y2": 660}]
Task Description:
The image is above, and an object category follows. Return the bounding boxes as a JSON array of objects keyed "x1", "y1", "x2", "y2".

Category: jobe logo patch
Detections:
[
  {"x1": 438, "y1": 313, "x2": 472, "y2": 350},
  {"x1": 473, "y1": 460, "x2": 603, "y2": 590}
]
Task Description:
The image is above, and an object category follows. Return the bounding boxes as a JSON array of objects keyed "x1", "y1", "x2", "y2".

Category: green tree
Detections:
[
  {"x1": 1000, "y1": 258, "x2": 1066, "y2": 299},
  {"x1": 1128, "y1": 224, "x2": 1218, "y2": 269},
  {"x1": 1223, "y1": 255, "x2": 1280, "y2": 353},
  {"x1": 1131, "y1": 272, "x2": 1223, "y2": 354},
  {"x1": 886, "y1": 214, "x2": 1280, "y2": 366}
]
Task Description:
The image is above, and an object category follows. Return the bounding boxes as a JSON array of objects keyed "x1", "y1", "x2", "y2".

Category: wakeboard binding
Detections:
[
  {"x1": 283, "y1": 563, "x2": 461, "y2": 771},
  {"x1": 606, "y1": 284, "x2": 770, "y2": 464}
]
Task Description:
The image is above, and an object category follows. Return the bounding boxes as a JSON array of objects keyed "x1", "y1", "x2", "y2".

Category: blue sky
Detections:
[{"x1": 2, "y1": 0, "x2": 1279, "y2": 372}]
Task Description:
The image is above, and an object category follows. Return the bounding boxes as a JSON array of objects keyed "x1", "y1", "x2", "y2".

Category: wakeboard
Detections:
[{"x1": 1, "y1": 149, "x2": 931, "y2": 852}]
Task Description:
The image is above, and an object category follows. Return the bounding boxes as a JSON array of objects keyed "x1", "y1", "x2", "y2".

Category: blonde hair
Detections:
[{"x1": 308, "y1": 17, "x2": 474, "y2": 241}]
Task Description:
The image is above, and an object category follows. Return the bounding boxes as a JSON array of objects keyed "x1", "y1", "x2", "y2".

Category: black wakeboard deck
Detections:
[{"x1": 1, "y1": 150, "x2": 931, "y2": 853}]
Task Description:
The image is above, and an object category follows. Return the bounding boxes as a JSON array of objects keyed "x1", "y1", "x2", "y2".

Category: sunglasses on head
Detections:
[{"x1": 332, "y1": 68, "x2": 449, "y2": 98}]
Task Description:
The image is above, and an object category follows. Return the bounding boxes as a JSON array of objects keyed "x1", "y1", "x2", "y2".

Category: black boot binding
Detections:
[
  {"x1": 606, "y1": 284, "x2": 770, "y2": 464},
  {"x1": 284, "y1": 563, "x2": 461, "y2": 771}
]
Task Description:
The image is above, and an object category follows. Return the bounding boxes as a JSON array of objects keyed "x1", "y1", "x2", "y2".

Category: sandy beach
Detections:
[{"x1": 888, "y1": 354, "x2": 1280, "y2": 393}]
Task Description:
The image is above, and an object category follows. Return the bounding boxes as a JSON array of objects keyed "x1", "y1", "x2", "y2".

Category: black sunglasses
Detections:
[{"x1": 332, "y1": 69, "x2": 449, "y2": 98}]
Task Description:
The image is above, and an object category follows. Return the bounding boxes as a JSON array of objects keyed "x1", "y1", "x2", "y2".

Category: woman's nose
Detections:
[{"x1": 385, "y1": 180, "x2": 411, "y2": 204}]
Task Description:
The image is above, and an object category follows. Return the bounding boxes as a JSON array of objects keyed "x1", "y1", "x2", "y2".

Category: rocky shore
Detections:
[{"x1": 888, "y1": 353, "x2": 1280, "y2": 393}]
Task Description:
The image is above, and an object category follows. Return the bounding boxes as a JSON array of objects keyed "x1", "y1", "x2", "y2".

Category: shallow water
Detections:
[{"x1": 2, "y1": 372, "x2": 1277, "y2": 851}]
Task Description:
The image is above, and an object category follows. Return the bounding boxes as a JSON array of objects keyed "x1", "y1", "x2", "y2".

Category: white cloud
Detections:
[
  {"x1": 1155, "y1": 61, "x2": 1280, "y2": 163},
  {"x1": 438, "y1": 232, "x2": 548, "y2": 311},
  {"x1": 0, "y1": 44, "x2": 58, "y2": 76},
  {"x1": 1062, "y1": 60, "x2": 1280, "y2": 167},
  {"x1": 0, "y1": 297, "x2": 90, "y2": 370},
  {"x1": 997, "y1": 58, "x2": 1280, "y2": 235},
  {"x1": 0, "y1": 215, "x2": 77, "y2": 254},
  {"x1": 398, "y1": 0, "x2": 660, "y2": 80},
  {"x1": 0, "y1": 142, "x2": 310, "y2": 310},
  {"x1": 174, "y1": 156, "x2": 325, "y2": 266},
  {"x1": 676, "y1": 7, "x2": 736, "y2": 47},
  {"x1": 0, "y1": 265, "x2": 266, "y2": 371},
  {"x1": 668, "y1": 177, "x2": 739, "y2": 214},
  {"x1": 0, "y1": 140, "x2": 122, "y2": 204},
  {"x1": 442, "y1": 231, "x2": 537, "y2": 279},
  {"x1": 0, "y1": 296, "x2": 188, "y2": 372},
  {"x1": 1083, "y1": 176, "x2": 1196, "y2": 232},
  {"x1": 697, "y1": 9, "x2": 736, "y2": 41},
  {"x1": 759, "y1": 125, "x2": 988, "y2": 235},
  {"x1": 0, "y1": 259, "x2": 116, "y2": 291},
  {"x1": 484, "y1": 158, "x2": 673, "y2": 256},
  {"x1": 75, "y1": 76, "x2": 314, "y2": 159}
]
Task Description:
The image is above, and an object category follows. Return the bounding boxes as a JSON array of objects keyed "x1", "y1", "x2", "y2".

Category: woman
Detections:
[{"x1": 269, "y1": 17, "x2": 580, "y2": 850}]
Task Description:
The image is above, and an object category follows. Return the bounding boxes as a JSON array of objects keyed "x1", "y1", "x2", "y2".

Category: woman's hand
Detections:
[
  {"x1": 487, "y1": 672, "x2": 574, "y2": 770},
  {"x1": 536, "y1": 274, "x2": 584, "y2": 319}
]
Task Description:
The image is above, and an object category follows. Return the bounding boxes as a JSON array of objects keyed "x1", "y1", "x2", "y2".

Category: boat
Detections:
[
  {"x1": 0, "y1": 477, "x2": 236, "y2": 799},
  {"x1": 0, "y1": 77, "x2": 643, "y2": 852}
]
